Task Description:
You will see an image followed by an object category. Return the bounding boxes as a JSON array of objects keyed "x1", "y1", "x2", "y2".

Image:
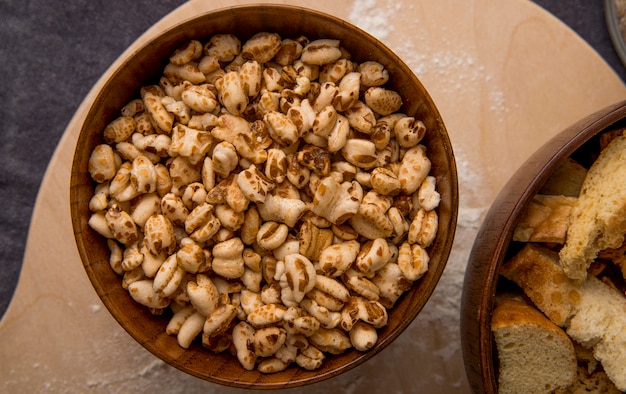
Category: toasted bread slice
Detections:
[
  {"x1": 555, "y1": 366, "x2": 622, "y2": 394},
  {"x1": 539, "y1": 157, "x2": 588, "y2": 197},
  {"x1": 492, "y1": 298, "x2": 577, "y2": 394},
  {"x1": 572, "y1": 281, "x2": 626, "y2": 391},
  {"x1": 559, "y1": 135, "x2": 626, "y2": 282},
  {"x1": 501, "y1": 243, "x2": 626, "y2": 390},
  {"x1": 513, "y1": 194, "x2": 577, "y2": 244},
  {"x1": 500, "y1": 244, "x2": 581, "y2": 327}
]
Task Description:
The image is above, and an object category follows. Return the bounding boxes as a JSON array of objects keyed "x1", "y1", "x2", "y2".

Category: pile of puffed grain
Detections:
[{"x1": 86, "y1": 31, "x2": 442, "y2": 373}]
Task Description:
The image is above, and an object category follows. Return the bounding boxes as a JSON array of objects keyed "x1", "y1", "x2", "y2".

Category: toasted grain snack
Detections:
[
  {"x1": 559, "y1": 135, "x2": 626, "y2": 282},
  {"x1": 88, "y1": 32, "x2": 443, "y2": 373},
  {"x1": 512, "y1": 194, "x2": 577, "y2": 244},
  {"x1": 492, "y1": 298, "x2": 577, "y2": 394}
]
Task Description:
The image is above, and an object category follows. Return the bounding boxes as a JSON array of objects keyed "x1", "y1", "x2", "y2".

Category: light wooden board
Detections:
[{"x1": 2, "y1": 0, "x2": 625, "y2": 392}]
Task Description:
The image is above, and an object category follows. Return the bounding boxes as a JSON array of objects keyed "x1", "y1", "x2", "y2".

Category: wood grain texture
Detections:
[{"x1": 2, "y1": 0, "x2": 626, "y2": 393}]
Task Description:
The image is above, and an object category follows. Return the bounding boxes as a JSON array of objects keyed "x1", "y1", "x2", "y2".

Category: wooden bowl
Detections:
[
  {"x1": 460, "y1": 100, "x2": 626, "y2": 393},
  {"x1": 70, "y1": 4, "x2": 458, "y2": 389}
]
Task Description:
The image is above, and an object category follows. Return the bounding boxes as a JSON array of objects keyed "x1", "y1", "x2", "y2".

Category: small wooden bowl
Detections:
[
  {"x1": 70, "y1": 5, "x2": 458, "y2": 389},
  {"x1": 460, "y1": 100, "x2": 626, "y2": 393}
]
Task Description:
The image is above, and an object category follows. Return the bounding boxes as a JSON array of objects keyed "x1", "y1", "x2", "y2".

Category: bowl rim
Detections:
[
  {"x1": 605, "y1": 0, "x2": 626, "y2": 70},
  {"x1": 70, "y1": 3, "x2": 459, "y2": 389},
  {"x1": 460, "y1": 99, "x2": 626, "y2": 394}
]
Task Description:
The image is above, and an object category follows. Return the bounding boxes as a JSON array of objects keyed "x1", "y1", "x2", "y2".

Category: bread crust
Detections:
[{"x1": 492, "y1": 297, "x2": 571, "y2": 334}]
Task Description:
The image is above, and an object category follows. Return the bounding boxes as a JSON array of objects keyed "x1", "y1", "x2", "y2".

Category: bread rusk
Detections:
[
  {"x1": 555, "y1": 367, "x2": 622, "y2": 394},
  {"x1": 501, "y1": 243, "x2": 626, "y2": 390},
  {"x1": 491, "y1": 298, "x2": 577, "y2": 394},
  {"x1": 556, "y1": 339, "x2": 620, "y2": 393},
  {"x1": 512, "y1": 194, "x2": 577, "y2": 244},
  {"x1": 598, "y1": 240, "x2": 626, "y2": 282},
  {"x1": 538, "y1": 157, "x2": 587, "y2": 198},
  {"x1": 500, "y1": 244, "x2": 581, "y2": 327},
  {"x1": 559, "y1": 135, "x2": 626, "y2": 282}
]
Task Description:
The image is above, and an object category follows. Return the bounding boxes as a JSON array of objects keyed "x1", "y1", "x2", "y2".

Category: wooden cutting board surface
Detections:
[{"x1": 2, "y1": 0, "x2": 625, "y2": 392}]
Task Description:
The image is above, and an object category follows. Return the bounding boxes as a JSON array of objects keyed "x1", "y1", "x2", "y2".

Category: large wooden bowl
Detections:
[
  {"x1": 460, "y1": 100, "x2": 626, "y2": 393},
  {"x1": 70, "y1": 5, "x2": 458, "y2": 389}
]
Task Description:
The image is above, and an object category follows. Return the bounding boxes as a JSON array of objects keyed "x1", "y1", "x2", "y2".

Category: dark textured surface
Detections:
[
  {"x1": 0, "y1": 0, "x2": 186, "y2": 318},
  {"x1": 533, "y1": 0, "x2": 626, "y2": 82},
  {"x1": 1, "y1": 1, "x2": 625, "y2": 319}
]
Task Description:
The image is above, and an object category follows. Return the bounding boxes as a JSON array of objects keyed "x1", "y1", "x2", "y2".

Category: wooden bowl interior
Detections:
[
  {"x1": 70, "y1": 4, "x2": 458, "y2": 389},
  {"x1": 460, "y1": 100, "x2": 626, "y2": 394}
]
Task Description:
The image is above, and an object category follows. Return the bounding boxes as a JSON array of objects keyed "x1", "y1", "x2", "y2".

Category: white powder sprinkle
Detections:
[
  {"x1": 347, "y1": 0, "x2": 396, "y2": 41},
  {"x1": 347, "y1": 0, "x2": 508, "y2": 128}
]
